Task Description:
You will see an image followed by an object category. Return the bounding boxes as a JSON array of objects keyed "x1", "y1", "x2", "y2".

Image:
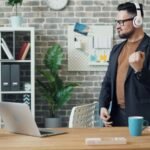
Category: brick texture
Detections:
[{"x1": 0, "y1": 0, "x2": 149, "y2": 127}]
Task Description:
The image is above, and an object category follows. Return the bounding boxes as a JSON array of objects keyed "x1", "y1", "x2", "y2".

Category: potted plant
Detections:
[
  {"x1": 7, "y1": 0, "x2": 23, "y2": 27},
  {"x1": 37, "y1": 43, "x2": 78, "y2": 127}
]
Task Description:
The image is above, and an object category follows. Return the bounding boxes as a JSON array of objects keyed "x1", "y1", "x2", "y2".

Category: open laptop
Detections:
[{"x1": 0, "y1": 102, "x2": 66, "y2": 137}]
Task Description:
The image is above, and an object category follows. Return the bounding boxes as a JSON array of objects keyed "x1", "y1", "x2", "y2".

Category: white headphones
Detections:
[{"x1": 133, "y1": 2, "x2": 143, "y2": 28}]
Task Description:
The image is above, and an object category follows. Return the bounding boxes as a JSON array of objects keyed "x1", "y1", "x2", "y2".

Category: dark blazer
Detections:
[{"x1": 99, "y1": 33, "x2": 150, "y2": 122}]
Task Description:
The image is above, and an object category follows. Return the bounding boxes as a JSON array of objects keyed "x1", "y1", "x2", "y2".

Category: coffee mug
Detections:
[{"x1": 128, "y1": 116, "x2": 149, "y2": 136}]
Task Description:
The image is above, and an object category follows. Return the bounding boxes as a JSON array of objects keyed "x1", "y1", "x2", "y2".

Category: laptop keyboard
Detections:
[{"x1": 40, "y1": 130, "x2": 53, "y2": 134}]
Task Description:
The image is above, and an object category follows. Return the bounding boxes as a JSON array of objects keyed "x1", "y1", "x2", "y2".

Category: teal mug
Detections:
[{"x1": 128, "y1": 116, "x2": 149, "y2": 136}]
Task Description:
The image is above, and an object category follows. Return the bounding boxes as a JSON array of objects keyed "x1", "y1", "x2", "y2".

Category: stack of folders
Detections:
[
  {"x1": 1, "y1": 38, "x2": 14, "y2": 60},
  {"x1": 1, "y1": 64, "x2": 20, "y2": 91},
  {"x1": 16, "y1": 42, "x2": 30, "y2": 60}
]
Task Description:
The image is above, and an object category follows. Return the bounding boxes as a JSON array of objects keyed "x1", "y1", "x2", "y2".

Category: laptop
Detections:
[{"x1": 0, "y1": 102, "x2": 66, "y2": 137}]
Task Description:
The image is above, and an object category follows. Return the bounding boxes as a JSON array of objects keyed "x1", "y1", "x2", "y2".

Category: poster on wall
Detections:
[{"x1": 68, "y1": 24, "x2": 113, "y2": 71}]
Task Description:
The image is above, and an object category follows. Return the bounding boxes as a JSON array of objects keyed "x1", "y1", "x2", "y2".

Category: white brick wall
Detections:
[{"x1": 0, "y1": 0, "x2": 150, "y2": 127}]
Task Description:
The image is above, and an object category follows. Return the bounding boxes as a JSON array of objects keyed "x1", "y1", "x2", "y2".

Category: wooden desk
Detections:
[{"x1": 0, "y1": 127, "x2": 150, "y2": 150}]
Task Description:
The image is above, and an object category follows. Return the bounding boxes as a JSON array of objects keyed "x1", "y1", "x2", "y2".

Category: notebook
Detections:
[{"x1": 0, "y1": 102, "x2": 66, "y2": 137}]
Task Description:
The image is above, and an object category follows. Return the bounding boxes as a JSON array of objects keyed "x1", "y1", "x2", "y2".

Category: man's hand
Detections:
[
  {"x1": 100, "y1": 107, "x2": 112, "y2": 127},
  {"x1": 128, "y1": 51, "x2": 145, "y2": 72}
]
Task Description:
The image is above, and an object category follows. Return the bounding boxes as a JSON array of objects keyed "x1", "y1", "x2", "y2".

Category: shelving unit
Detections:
[{"x1": 0, "y1": 27, "x2": 35, "y2": 126}]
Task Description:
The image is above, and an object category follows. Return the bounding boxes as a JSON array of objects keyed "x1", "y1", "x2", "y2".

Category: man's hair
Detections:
[{"x1": 117, "y1": 2, "x2": 144, "y2": 17}]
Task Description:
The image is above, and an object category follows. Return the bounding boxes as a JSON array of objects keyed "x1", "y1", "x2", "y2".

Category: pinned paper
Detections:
[
  {"x1": 74, "y1": 22, "x2": 89, "y2": 36},
  {"x1": 74, "y1": 38, "x2": 81, "y2": 49},
  {"x1": 94, "y1": 35, "x2": 112, "y2": 49}
]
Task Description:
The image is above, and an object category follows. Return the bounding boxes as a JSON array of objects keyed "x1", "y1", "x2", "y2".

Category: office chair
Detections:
[{"x1": 69, "y1": 101, "x2": 98, "y2": 128}]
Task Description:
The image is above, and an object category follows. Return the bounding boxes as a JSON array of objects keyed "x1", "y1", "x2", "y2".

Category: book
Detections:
[
  {"x1": 16, "y1": 42, "x2": 30, "y2": 60},
  {"x1": 21, "y1": 42, "x2": 30, "y2": 60},
  {"x1": 1, "y1": 38, "x2": 14, "y2": 59}
]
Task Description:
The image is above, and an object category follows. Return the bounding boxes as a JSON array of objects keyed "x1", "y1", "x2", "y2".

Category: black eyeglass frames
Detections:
[{"x1": 115, "y1": 17, "x2": 134, "y2": 26}]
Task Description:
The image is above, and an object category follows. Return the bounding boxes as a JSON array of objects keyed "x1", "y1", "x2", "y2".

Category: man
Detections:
[{"x1": 99, "y1": 2, "x2": 150, "y2": 127}]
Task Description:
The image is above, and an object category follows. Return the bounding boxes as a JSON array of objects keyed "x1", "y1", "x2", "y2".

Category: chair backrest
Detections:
[{"x1": 69, "y1": 101, "x2": 98, "y2": 128}]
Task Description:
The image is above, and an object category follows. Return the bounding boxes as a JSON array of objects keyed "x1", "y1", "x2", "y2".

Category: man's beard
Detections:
[{"x1": 118, "y1": 29, "x2": 134, "y2": 39}]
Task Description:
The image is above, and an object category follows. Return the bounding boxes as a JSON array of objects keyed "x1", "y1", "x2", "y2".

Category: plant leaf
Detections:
[
  {"x1": 44, "y1": 44, "x2": 63, "y2": 75},
  {"x1": 56, "y1": 83, "x2": 78, "y2": 109}
]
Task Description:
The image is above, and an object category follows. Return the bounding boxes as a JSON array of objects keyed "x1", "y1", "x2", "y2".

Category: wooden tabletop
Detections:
[{"x1": 0, "y1": 127, "x2": 150, "y2": 150}]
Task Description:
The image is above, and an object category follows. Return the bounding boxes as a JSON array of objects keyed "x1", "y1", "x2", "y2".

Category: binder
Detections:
[
  {"x1": 1, "y1": 65, "x2": 10, "y2": 91},
  {"x1": 10, "y1": 64, "x2": 20, "y2": 91}
]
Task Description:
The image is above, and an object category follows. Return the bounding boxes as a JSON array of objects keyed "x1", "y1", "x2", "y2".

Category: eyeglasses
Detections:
[{"x1": 115, "y1": 17, "x2": 134, "y2": 26}]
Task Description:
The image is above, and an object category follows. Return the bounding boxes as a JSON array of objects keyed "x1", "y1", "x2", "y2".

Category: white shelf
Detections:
[
  {"x1": 0, "y1": 27, "x2": 34, "y2": 32},
  {"x1": 0, "y1": 60, "x2": 31, "y2": 63},
  {"x1": 89, "y1": 62, "x2": 109, "y2": 66},
  {"x1": 0, "y1": 91, "x2": 31, "y2": 94},
  {"x1": 0, "y1": 27, "x2": 35, "y2": 127}
]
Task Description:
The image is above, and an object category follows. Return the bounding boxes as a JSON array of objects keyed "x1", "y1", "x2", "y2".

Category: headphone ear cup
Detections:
[{"x1": 133, "y1": 16, "x2": 143, "y2": 28}]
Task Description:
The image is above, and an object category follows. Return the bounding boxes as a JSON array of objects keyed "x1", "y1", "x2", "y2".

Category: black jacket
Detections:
[{"x1": 99, "y1": 33, "x2": 150, "y2": 122}]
